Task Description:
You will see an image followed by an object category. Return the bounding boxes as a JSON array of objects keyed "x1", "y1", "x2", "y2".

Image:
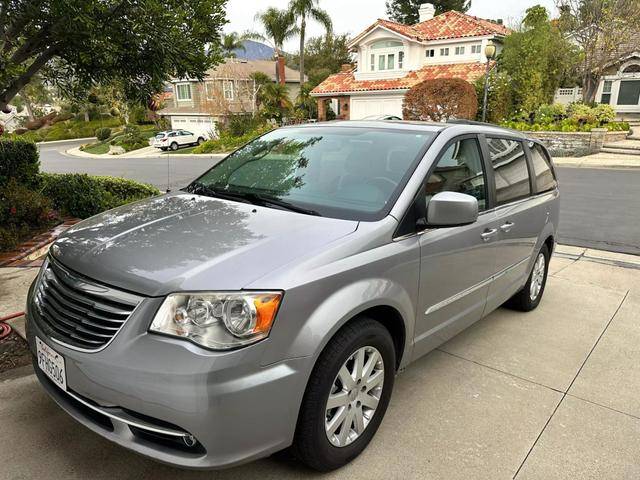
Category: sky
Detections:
[{"x1": 226, "y1": 0, "x2": 558, "y2": 51}]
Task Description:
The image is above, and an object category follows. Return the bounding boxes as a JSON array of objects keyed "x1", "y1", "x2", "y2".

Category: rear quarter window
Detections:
[
  {"x1": 530, "y1": 143, "x2": 558, "y2": 193},
  {"x1": 485, "y1": 138, "x2": 531, "y2": 205}
]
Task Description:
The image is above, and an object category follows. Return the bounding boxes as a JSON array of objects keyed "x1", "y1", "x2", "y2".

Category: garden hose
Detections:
[{"x1": 0, "y1": 311, "x2": 24, "y2": 340}]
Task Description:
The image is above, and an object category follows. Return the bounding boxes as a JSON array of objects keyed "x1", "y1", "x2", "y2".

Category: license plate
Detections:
[{"x1": 36, "y1": 336, "x2": 67, "y2": 390}]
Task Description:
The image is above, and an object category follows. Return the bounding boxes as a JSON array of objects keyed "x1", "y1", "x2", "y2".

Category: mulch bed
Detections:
[
  {"x1": 0, "y1": 330, "x2": 31, "y2": 373},
  {"x1": 0, "y1": 217, "x2": 80, "y2": 267}
]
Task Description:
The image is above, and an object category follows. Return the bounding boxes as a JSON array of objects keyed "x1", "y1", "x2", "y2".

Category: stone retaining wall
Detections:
[{"x1": 524, "y1": 129, "x2": 629, "y2": 157}]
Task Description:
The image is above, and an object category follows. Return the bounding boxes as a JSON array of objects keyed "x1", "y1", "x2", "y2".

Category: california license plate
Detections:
[{"x1": 36, "y1": 336, "x2": 67, "y2": 390}]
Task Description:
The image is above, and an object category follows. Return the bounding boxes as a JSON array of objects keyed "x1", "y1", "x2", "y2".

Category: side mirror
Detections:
[{"x1": 426, "y1": 192, "x2": 479, "y2": 227}]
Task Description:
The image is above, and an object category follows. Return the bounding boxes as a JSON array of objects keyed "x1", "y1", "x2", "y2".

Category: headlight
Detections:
[{"x1": 149, "y1": 292, "x2": 282, "y2": 350}]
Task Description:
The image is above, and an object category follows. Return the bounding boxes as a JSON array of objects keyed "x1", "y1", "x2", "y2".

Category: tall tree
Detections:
[
  {"x1": 0, "y1": 0, "x2": 227, "y2": 113},
  {"x1": 288, "y1": 33, "x2": 352, "y2": 87},
  {"x1": 254, "y1": 7, "x2": 298, "y2": 59},
  {"x1": 500, "y1": 5, "x2": 580, "y2": 113},
  {"x1": 386, "y1": 0, "x2": 471, "y2": 24},
  {"x1": 288, "y1": 0, "x2": 333, "y2": 94},
  {"x1": 556, "y1": 0, "x2": 640, "y2": 102}
]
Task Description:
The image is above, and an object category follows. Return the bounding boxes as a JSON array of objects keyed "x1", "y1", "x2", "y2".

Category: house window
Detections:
[
  {"x1": 426, "y1": 49, "x2": 435, "y2": 58},
  {"x1": 205, "y1": 82, "x2": 215, "y2": 100},
  {"x1": 622, "y1": 64, "x2": 640, "y2": 73},
  {"x1": 601, "y1": 80, "x2": 613, "y2": 104},
  {"x1": 223, "y1": 80, "x2": 234, "y2": 100},
  {"x1": 455, "y1": 46, "x2": 465, "y2": 55},
  {"x1": 471, "y1": 44, "x2": 482, "y2": 54},
  {"x1": 369, "y1": 39, "x2": 403, "y2": 71},
  {"x1": 440, "y1": 47, "x2": 449, "y2": 56},
  {"x1": 176, "y1": 83, "x2": 192, "y2": 101},
  {"x1": 617, "y1": 80, "x2": 640, "y2": 105}
]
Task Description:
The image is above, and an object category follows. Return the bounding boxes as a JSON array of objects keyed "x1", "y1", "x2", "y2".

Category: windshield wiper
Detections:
[
  {"x1": 186, "y1": 183, "x2": 320, "y2": 216},
  {"x1": 248, "y1": 193, "x2": 321, "y2": 216}
]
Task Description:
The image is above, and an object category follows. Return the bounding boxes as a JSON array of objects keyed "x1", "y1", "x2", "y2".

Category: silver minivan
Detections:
[{"x1": 26, "y1": 121, "x2": 559, "y2": 471}]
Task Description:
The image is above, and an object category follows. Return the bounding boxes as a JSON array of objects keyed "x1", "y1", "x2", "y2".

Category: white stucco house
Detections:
[{"x1": 311, "y1": 3, "x2": 510, "y2": 120}]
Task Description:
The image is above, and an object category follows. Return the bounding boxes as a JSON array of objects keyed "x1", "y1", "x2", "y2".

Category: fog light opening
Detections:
[{"x1": 183, "y1": 434, "x2": 197, "y2": 447}]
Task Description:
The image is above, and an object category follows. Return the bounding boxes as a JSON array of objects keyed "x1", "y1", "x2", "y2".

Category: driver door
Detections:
[{"x1": 412, "y1": 135, "x2": 499, "y2": 360}]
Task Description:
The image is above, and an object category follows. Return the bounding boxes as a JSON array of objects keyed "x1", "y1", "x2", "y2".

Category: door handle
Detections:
[
  {"x1": 481, "y1": 228, "x2": 498, "y2": 242},
  {"x1": 500, "y1": 221, "x2": 515, "y2": 233}
]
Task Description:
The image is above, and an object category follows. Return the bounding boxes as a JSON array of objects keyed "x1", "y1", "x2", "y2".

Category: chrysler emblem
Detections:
[{"x1": 50, "y1": 243, "x2": 60, "y2": 257}]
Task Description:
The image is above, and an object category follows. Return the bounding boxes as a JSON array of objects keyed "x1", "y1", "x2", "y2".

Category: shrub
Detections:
[
  {"x1": 40, "y1": 173, "x2": 160, "y2": 218},
  {"x1": 224, "y1": 115, "x2": 262, "y2": 137},
  {"x1": 0, "y1": 179, "x2": 58, "y2": 251},
  {"x1": 193, "y1": 124, "x2": 274, "y2": 154},
  {"x1": 116, "y1": 124, "x2": 148, "y2": 151},
  {"x1": 403, "y1": 78, "x2": 478, "y2": 122},
  {"x1": 95, "y1": 127, "x2": 112, "y2": 141},
  {"x1": 13, "y1": 127, "x2": 28, "y2": 135},
  {"x1": 535, "y1": 103, "x2": 567, "y2": 125},
  {"x1": 0, "y1": 139, "x2": 40, "y2": 189},
  {"x1": 567, "y1": 103, "x2": 597, "y2": 125},
  {"x1": 593, "y1": 104, "x2": 616, "y2": 125}
]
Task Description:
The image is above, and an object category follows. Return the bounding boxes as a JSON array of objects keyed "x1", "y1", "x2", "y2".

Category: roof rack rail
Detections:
[{"x1": 446, "y1": 119, "x2": 523, "y2": 135}]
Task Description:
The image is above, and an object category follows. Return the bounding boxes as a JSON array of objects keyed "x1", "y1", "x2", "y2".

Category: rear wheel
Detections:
[
  {"x1": 170, "y1": 142, "x2": 178, "y2": 151},
  {"x1": 160, "y1": 147, "x2": 167, "y2": 151},
  {"x1": 293, "y1": 317, "x2": 395, "y2": 471},
  {"x1": 505, "y1": 244, "x2": 550, "y2": 311}
]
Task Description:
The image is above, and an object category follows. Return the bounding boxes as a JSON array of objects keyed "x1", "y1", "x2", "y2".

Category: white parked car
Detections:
[{"x1": 152, "y1": 130, "x2": 207, "y2": 151}]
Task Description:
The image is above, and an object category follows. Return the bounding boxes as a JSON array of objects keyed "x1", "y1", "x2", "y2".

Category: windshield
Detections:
[{"x1": 188, "y1": 127, "x2": 435, "y2": 221}]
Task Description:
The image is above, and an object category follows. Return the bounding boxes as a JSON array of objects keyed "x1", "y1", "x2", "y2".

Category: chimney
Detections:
[
  {"x1": 275, "y1": 55, "x2": 286, "y2": 85},
  {"x1": 418, "y1": 3, "x2": 435, "y2": 22}
]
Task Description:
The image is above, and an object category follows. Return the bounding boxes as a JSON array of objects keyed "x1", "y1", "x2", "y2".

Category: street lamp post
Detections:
[{"x1": 482, "y1": 43, "x2": 497, "y2": 123}]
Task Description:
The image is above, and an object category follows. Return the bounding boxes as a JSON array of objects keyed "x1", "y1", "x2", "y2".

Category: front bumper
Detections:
[{"x1": 26, "y1": 286, "x2": 313, "y2": 469}]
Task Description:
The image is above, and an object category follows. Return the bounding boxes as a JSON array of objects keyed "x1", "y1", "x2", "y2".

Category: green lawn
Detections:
[{"x1": 82, "y1": 142, "x2": 111, "y2": 155}]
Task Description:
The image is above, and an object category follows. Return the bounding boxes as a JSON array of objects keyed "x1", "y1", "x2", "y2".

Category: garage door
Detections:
[
  {"x1": 170, "y1": 116, "x2": 216, "y2": 137},
  {"x1": 350, "y1": 95, "x2": 405, "y2": 120}
]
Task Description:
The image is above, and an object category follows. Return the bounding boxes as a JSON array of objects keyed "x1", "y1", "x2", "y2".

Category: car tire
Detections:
[
  {"x1": 160, "y1": 147, "x2": 167, "y2": 151},
  {"x1": 505, "y1": 244, "x2": 550, "y2": 312},
  {"x1": 292, "y1": 317, "x2": 396, "y2": 472},
  {"x1": 197, "y1": 137, "x2": 205, "y2": 145},
  {"x1": 170, "y1": 142, "x2": 178, "y2": 151}
]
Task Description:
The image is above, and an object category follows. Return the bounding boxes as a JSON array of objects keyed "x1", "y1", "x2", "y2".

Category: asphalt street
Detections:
[
  {"x1": 38, "y1": 139, "x2": 225, "y2": 191},
  {"x1": 37, "y1": 140, "x2": 640, "y2": 255}
]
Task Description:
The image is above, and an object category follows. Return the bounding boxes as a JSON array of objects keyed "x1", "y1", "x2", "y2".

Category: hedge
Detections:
[
  {"x1": 40, "y1": 173, "x2": 161, "y2": 218},
  {"x1": 0, "y1": 138, "x2": 40, "y2": 189}
]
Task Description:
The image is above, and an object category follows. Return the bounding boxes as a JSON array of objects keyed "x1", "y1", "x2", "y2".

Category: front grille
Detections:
[{"x1": 33, "y1": 258, "x2": 143, "y2": 351}]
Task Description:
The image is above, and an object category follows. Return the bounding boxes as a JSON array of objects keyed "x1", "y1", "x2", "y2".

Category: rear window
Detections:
[
  {"x1": 530, "y1": 143, "x2": 557, "y2": 193},
  {"x1": 485, "y1": 138, "x2": 531, "y2": 205}
]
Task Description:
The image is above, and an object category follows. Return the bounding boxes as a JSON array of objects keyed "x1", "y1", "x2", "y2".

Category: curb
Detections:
[
  {"x1": 36, "y1": 137, "x2": 96, "y2": 145},
  {"x1": 0, "y1": 218, "x2": 80, "y2": 267}
]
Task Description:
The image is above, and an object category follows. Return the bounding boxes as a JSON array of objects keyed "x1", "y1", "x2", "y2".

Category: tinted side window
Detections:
[
  {"x1": 486, "y1": 138, "x2": 530, "y2": 205},
  {"x1": 530, "y1": 143, "x2": 557, "y2": 193},
  {"x1": 425, "y1": 138, "x2": 487, "y2": 211}
]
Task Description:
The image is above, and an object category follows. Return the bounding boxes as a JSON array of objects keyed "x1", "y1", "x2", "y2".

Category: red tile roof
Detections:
[
  {"x1": 354, "y1": 11, "x2": 509, "y2": 44},
  {"x1": 312, "y1": 62, "x2": 490, "y2": 96}
]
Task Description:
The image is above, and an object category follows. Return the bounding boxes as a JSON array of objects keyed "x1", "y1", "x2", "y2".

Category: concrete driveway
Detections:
[{"x1": 1, "y1": 247, "x2": 640, "y2": 479}]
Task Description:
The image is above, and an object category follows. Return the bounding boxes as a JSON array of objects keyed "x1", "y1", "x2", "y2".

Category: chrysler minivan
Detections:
[{"x1": 27, "y1": 121, "x2": 559, "y2": 471}]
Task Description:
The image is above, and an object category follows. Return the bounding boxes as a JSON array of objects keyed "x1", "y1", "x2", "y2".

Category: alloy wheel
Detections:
[
  {"x1": 324, "y1": 346, "x2": 384, "y2": 448},
  {"x1": 529, "y1": 253, "x2": 546, "y2": 301}
]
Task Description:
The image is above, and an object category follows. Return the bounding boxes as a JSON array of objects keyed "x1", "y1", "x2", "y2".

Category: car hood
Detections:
[{"x1": 52, "y1": 193, "x2": 359, "y2": 296}]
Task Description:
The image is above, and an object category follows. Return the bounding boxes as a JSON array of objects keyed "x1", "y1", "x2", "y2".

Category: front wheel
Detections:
[
  {"x1": 293, "y1": 317, "x2": 396, "y2": 471},
  {"x1": 197, "y1": 137, "x2": 205, "y2": 145},
  {"x1": 505, "y1": 244, "x2": 550, "y2": 311},
  {"x1": 170, "y1": 142, "x2": 178, "y2": 151}
]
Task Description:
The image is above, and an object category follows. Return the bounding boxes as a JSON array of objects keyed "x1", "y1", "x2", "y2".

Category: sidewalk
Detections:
[
  {"x1": 1, "y1": 245, "x2": 640, "y2": 478},
  {"x1": 555, "y1": 151, "x2": 640, "y2": 168}
]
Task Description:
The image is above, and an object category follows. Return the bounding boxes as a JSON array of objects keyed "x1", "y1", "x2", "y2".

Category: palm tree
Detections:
[
  {"x1": 288, "y1": 0, "x2": 332, "y2": 94},
  {"x1": 221, "y1": 32, "x2": 249, "y2": 58},
  {"x1": 254, "y1": 7, "x2": 298, "y2": 59}
]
